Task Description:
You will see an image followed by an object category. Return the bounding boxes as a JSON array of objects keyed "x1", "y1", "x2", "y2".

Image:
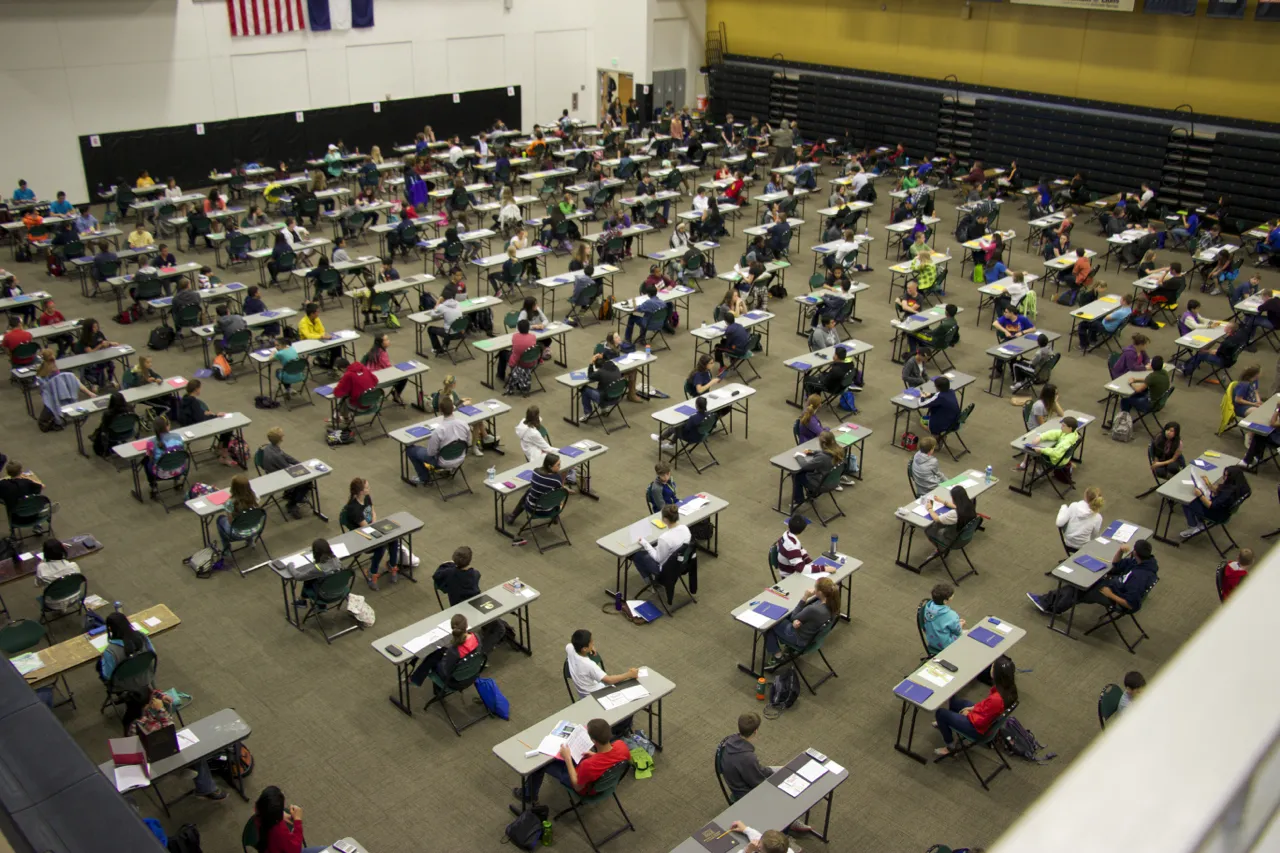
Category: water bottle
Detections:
[
  {"x1": 512, "y1": 577, "x2": 523, "y2": 591},
  {"x1": 113, "y1": 600, "x2": 122, "y2": 613},
  {"x1": 486, "y1": 465, "x2": 496, "y2": 483},
  {"x1": 614, "y1": 591, "x2": 623, "y2": 612},
  {"x1": 541, "y1": 819, "x2": 554, "y2": 845},
  {"x1": 644, "y1": 343, "x2": 651, "y2": 357},
  {"x1": 985, "y1": 465, "x2": 993, "y2": 485}
]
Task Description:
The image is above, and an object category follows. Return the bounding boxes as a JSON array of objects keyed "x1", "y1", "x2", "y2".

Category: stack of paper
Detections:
[
  {"x1": 736, "y1": 610, "x2": 773, "y2": 629},
  {"x1": 113, "y1": 765, "x2": 150, "y2": 793},
  {"x1": 916, "y1": 662, "x2": 955, "y2": 688},
  {"x1": 10, "y1": 653, "x2": 43, "y2": 676},
  {"x1": 175, "y1": 729, "x2": 200, "y2": 751},
  {"x1": 778, "y1": 774, "x2": 810, "y2": 797},
  {"x1": 1113, "y1": 523, "x2": 1137, "y2": 543},
  {"x1": 597, "y1": 685, "x2": 649, "y2": 710},
  {"x1": 403, "y1": 625, "x2": 449, "y2": 655},
  {"x1": 538, "y1": 721, "x2": 593, "y2": 762},
  {"x1": 678, "y1": 497, "x2": 709, "y2": 515}
]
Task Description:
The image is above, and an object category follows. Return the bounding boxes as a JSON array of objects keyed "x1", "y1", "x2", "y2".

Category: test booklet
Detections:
[
  {"x1": 402, "y1": 625, "x2": 449, "y2": 655},
  {"x1": 538, "y1": 720, "x2": 593, "y2": 762},
  {"x1": 915, "y1": 662, "x2": 955, "y2": 688},
  {"x1": 596, "y1": 685, "x2": 650, "y2": 710}
]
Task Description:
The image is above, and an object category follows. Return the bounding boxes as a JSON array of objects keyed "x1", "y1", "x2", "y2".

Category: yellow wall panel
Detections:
[{"x1": 706, "y1": 0, "x2": 1280, "y2": 123}]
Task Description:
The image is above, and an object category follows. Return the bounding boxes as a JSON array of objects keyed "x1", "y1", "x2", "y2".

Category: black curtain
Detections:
[{"x1": 78, "y1": 86, "x2": 521, "y2": 194}]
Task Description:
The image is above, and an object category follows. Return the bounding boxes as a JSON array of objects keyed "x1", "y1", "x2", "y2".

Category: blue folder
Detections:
[
  {"x1": 1192, "y1": 458, "x2": 1217, "y2": 471},
  {"x1": 752, "y1": 601, "x2": 789, "y2": 620},
  {"x1": 1102, "y1": 520, "x2": 1123, "y2": 538},
  {"x1": 894, "y1": 680, "x2": 934, "y2": 704},
  {"x1": 968, "y1": 626, "x2": 1003, "y2": 647},
  {"x1": 1073, "y1": 554, "x2": 1108, "y2": 572},
  {"x1": 790, "y1": 361, "x2": 812, "y2": 371},
  {"x1": 516, "y1": 470, "x2": 534, "y2": 481},
  {"x1": 406, "y1": 426, "x2": 431, "y2": 438},
  {"x1": 395, "y1": 361, "x2": 416, "y2": 370},
  {"x1": 675, "y1": 405, "x2": 697, "y2": 416},
  {"x1": 559, "y1": 445, "x2": 584, "y2": 458}
]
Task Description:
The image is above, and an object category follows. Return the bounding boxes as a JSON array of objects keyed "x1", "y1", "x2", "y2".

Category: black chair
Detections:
[
  {"x1": 915, "y1": 598, "x2": 935, "y2": 660},
  {"x1": 100, "y1": 650, "x2": 157, "y2": 717},
  {"x1": 347, "y1": 388, "x2": 388, "y2": 444},
  {"x1": 641, "y1": 305, "x2": 672, "y2": 352},
  {"x1": 667, "y1": 412, "x2": 720, "y2": 474},
  {"x1": 935, "y1": 402, "x2": 975, "y2": 461},
  {"x1": 515, "y1": 487, "x2": 570, "y2": 553},
  {"x1": 634, "y1": 541, "x2": 698, "y2": 616},
  {"x1": 1098, "y1": 683, "x2": 1124, "y2": 728},
  {"x1": 791, "y1": 466, "x2": 845, "y2": 527},
  {"x1": 718, "y1": 332, "x2": 761, "y2": 383},
  {"x1": 566, "y1": 281, "x2": 602, "y2": 328},
  {"x1": 39, "y1": 574, "x2": 88, "y2": 633},
  {"x1": 920, "y1": 517, "x2": 982, "y2": 584},
  {"x1": 590, "y1": 379, "x2": 631, "y2": 435},
  {"x1": 772, "y1": 617, "x2": 839, "y2": 694},
  {"x1": 1194, "y1": 491, "x2": 1249, "y2": 557},
  {"x1": 441, "y1": 316, "x2": 474, "y2": 364},
  {"x1": 1083, "y1": 577, "x2": 1157, "y2": 653},
  {"x1": 424, "y1": 650, "x2": 492, "y2": 736},
  {"x1": 1131, "y1": 386, "x2": 1174, "y2": 439},
  {"x1": 422, "y1": 440, "x2": 472, "y2": 501},
  {"x1": 298, "y1": 569, "x2": 361, "y2": 644},
  {"x1": 220, "y1": 508, "x2": 271, "y2": 570},
  {"x1": 714, "y1": 738, "x2": 736, "y2": 804}
]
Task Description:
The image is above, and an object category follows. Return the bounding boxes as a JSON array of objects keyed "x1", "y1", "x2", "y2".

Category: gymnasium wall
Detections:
[
  {"x1": 705, "y1": 0, "x2": 1280, "y2": 124},
  {"x1": 1, "y1": 0, "x2": 703, "y2": 202}
]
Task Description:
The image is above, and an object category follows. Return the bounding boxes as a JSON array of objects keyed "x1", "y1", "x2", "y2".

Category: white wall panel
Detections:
[
  {"x1": 231, "y1": 51, "x2": 311, "y2": 119},
  {"x1": 347, "y1": 42, "x2": 415, "y2": 104},
  {"x1": 534, "y1": 30, "x2": 587, "y2": 126},
  {"x1": 445, "y1": 36, "x2": 507, "y2": 93}
]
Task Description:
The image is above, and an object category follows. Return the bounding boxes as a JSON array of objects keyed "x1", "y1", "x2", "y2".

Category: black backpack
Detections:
[
  {"x1": 504, "y1": 809, "x2": 544, "y2": 850},
  {"x1": 768, "y1": 666, "x2": 800, "y2": 711},
  {"x1": 166, "y1": 823, "x2": 202, "y2": 853},
  {"x1": 954, "y1": 214, "x2": 978, "y2": 243},
  {"x1": 999, "y1": 715, "x2": 1056, "y2": 764},
  {"x1": 856, "y1": 182, "x2": 876, "y2": 203},
  {"x1": 147, "y1": 325, "x2": 175, "y2": 351}
]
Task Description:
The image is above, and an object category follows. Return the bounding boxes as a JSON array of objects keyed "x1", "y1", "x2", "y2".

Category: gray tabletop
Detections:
[
  {"x1": 783, "y1": 339, "x2": 873, "y2": 374},
  {"x1": 15, "y1": 345, "x2": 135, "y2": 382},
  {"x1": 769, "y1": 426, "x2": 872, "y2": 472},
  {"x1": 890, "y1": 371, "x2": 975, "y2": 412},
  {"x1": 597, "y1": 493, "x2": 729, "y2": 558},
  {"x1": 1009, "y1": 409, "x2": 1096, "y2": 452},
  {"x1": 1051, "y1": 519, "x2": 1155, "y2": 590},
  {"x1": 315, "y1": 360, "x2": 428, "y2": 399},
  {"x1": 669, "y1": 749, "x2": 848, "y2": 853},
  {"x1": 1241, "y1": 393, "x2": 1280, "y2": 435},
  {"x1": 556, "y1": 352, "x2": 655, "y2": 388},
  {"x1": 730, "y1": 554, "x2": 861, "y2": 628},
  {"x1": 272, "y1": 511, "x2": 423, "y2": 577},
  {"x1": 250, "y1": 331, "x2": 361, "y2": 364},
  {"x1": 472, "y1": 321, "x2": 572, "y2": 355},
  {"x1": 985, "y1": 331, "x2": 1062, "y2": 361},
  {"x1": 1156, "y1": 450, "x2": 1243, "y2": 505},
  {"x1": 493, "y1": 669, "x2": 675, "y2": 777},
  {"x1": 185, "y1": 458, "x2": 331, "y2": 517},
  {"x1": 1104, "y1": 367, "x2": 1172, "y2": 400},
  {"x1": 194, "y1": 308, "x2": 297, "y2": 339},
  {"x1": 61, "y1": 376, "x2": 186, "y2": 420},
  {"x1": 1070, "y1": 294, "x2": 1124, "y2": 321},
  {"x1": 1173, "y1": 325, "x2": 1227, "y2": 352},
  {"x1": 372, "y1": 580, "x2": 540, "y2": 665},
  {"x1": 891, "y1": 303, "x2": 963, "y2": 335},
  {"x1": 652, "y1": 383, "x2": 755, "y2": 427},
  {"x1": 97, "y1": 708, "x2": 250, "y2": 786},
  {"x1": 894, "y1": 617, "x2": 1026, "y2": 712},
  {"x1": 484, "y1": 441, "x2": 607, "y2": 497},
  {"x1": 895, "y1": 469, "x2": 1000, "y2": 529},
  {"x1": 407, "y1": 296, "x2": 503, "y2": 328},
  {"x1": 389, "y1": 399, "x2": 511, "y2": 446},
  {"x1": 113, "y1": 412, "x2": 252, "y2": 461},
  {"x1": 689, "y1": 312, "x2": 773, "y2": 343}
]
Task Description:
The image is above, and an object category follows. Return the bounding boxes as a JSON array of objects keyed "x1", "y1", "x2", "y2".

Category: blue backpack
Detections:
[{"x1": 475, "y1": 676, "x2": 510, "y2": 720}]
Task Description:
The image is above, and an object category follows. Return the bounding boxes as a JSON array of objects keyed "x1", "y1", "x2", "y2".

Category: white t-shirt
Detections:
[
  {"x1": 692, "y1": 194, "x2": 709, "y2": 213},
  {"x1": 851, "y1": 172, "x2": 869, "y2": 192},
  {"x1": 565, "y1": 643, "x2": 607, "y2": 695},
  {"x1": 448, "y1": 145, "x2": 464, "y2": 167}
]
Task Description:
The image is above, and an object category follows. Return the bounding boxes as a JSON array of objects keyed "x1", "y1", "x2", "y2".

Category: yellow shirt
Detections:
[
  {"x1": 136, "y1": 177, "x2": 155, "y2": 188},
  {"x1": 128, "y1": 230, "x2": 153, "y2": 248},
  {"x1": 299, "y1": 315, "x2": 325, "y2": 340}
]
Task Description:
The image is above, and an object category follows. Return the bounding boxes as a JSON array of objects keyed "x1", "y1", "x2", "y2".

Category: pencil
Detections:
[{"x1": 518, "y1": 739, "x2": 534, "y2": 749}]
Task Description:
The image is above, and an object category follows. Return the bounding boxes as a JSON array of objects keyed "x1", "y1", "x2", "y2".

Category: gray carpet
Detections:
[{"x1": 4, "y1": 173, "x2": 1276, "y2": 853}]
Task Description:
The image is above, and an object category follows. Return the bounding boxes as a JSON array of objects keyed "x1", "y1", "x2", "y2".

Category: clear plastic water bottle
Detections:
[
  {"x1": 487, "y1": 466, "x2": 496, "y2": 482},
  {"x1": 828, "y1": 534, "x2": 838, "y2": 559},
  {"x1": 644, "y1": 343, "x2": 651, "y2": 357},
  {"x1": 985, "y1": 465, "x2": 993, "y2": 485},
  {"x1": 512, "y1": 577, "x2": 523, "y2": 591}
]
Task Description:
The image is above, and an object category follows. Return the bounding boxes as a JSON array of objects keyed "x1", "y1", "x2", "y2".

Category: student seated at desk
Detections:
[
  {"x1": 1242, "y1": 407, "x2": 1280, "y2": 469},
  {"x1": 241, "y1": 285, "x2": 278, "y2": 339},
  {"x1": 406, "y1": 397, "x2": 471, "y2": 484},
  {"x1": 343, "y1": 477, "x2": 402, "y2": 589},
  {"x1": 632, "y1": 504, "x2": 690, "y2": 583},
  {"x1": 894, "y1": 281, "x2": 922, "y2": 319},
  {"x1": 213, "y1": 303, "x2": 248, "y2": 356},
  {"x1": 1180, "y1": 465, "x2": 1251, "y2": 539},
  {"x1": 35, "y1": 349, "x2": 92, "y2": 430},
  {"x1": 1110, "y1": 333, "x2": 1151, "y2": 381},
  {"x1": 298, "y1": 302, "x2": 337, "y2": 370},
  {"x1": 127, "y1": 223, "x2": 153, "y2": 253},
  {"x1": 993, "y1": 305, "x2": 1035, "y2": 343},
  {"x1": 922, "y1": 485, "x2": 977, "y2": 548},
  {"x1": 518, "y1": 717, "x2": 631, "y2": 808},
  {"x1": 1233, "y1": 364, "x2": 1262, "y2": 419},
  {"x1": 35, "y1": 538, "x2": 83, "y2": 614},
  {"x1": 623, "y1": 281, "x2": 663, "y2": 345},
  {"x1": 796, "y1": 394, "x2": 824, "y2": 443},
  {"x1": 809, "y1": 316, "x2": 839, "y2": 353},
  {"x1": 790, "y1": 432, "x2": 847, "y2": 510},
  {"x1": 11, "y1": 179, "x2": 34, "y2": 202},
  {"x1": 215, "y1": 475, "x2": 259, "y2": 554},
  {"x1": 923, "y1": 583, "x2": 966, "y2": 655},
  {"x1": 1120, "y1": 355, "x2": 1169, "y2": 416},
  {"x1": 74, "y1": 318, "x2": 120, "y2": 392},
  {"x1": 921, "y1": 376, "x2": 959, "y2": 437},
  {"x1": 252, "y1": 785, "x2": 330, "y2": 853},
  {"x1": 122, "y1": 355, "x2": 162, "y2": 390},
  {"x1": 73, "y1": 204, "x2": 98, "y2": 233},
  {"x1": 764, "y1": 576, "x2": 838, "y2": 663},
  {"x1": 1029, "y1": 539, "x2": 1159, "y2": 617},
  {"x1": 1024, "y1": 415, "x2": 1080, "y2": 483},
  {"x1": 260, "y1": 427, "x2": 311, "y2": 518},
  {"x1": 504, "y1": 452, "x2": 568, "y2": 527},
  {"x1": 1010, "y1": 333, "x2": 1053, "y2": 394},
  {"x1": 514, "y1": 405, "x2": 569, "y2": 475},
  {"x1": 565, "y1": 629, "x2": 639, "y2": 698},
  {"x1": 803, "y1": 345, "x2": 860, "y2": 404},
  {"x1": 659, "y1": 395, "x2": 708, "y2": 454},
  {"x1": 177, "y1": 380, "x2": 236, "y2": 465},
  {"x1": 361, "y1": 334, "x2": 407, "y2": 405},
  {"x1": 686, "y1": 354, "x2": 722, "y2": 398},
  {"x1": 1183, "y1": 320, "x2": 1248, "y2": 378},
  {"x1": 775, "y1": 515, "x2": 827, "y2": 577},
  {"x1": 97, "y1": 612, "x2": 155, "y2": 685},
  {"x1": 908, "y1": 303, "x2": 959, "y2": 354},
  {"x1": 2, "y1": 315, "x2": 33, "y2": 364},
  {"x1": 128, "y1": 690, "x2": 226, "y2": 801},
  {"x1": 900, "y1": 348, "x2": 929, "y2": 390},
  {"x1": 431, "y1": 546, "x2": 509, "y2": 652},
  {"x1": 1057, "y1": 487, "x2": 1105, "y2": 550},
  {"x1": 911, "y1": 436, "x2": 946, "y2": 496},
  {"x1": 1077, "y1": 294, "x2": 1133, "y2": 351},
  {"x1": 933, "y1": 656, "x2": 1018, "y2": 759},
  {"x1": 718, "y1": 713, "x2": 815, "y2": 834},
  {"x1": 140, "y1": 415, "x2": 186, "y2": 497},
  {"x1": 89, "y1": 393, "x2": 134, "y2": 457},
  {"x1": 582, "y1": 346, "x2": 624, "y2": 420}
]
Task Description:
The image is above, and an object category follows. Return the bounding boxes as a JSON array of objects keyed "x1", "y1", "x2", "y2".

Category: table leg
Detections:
[
  {"x1": 73, "y1": 419, "x2": 88, "y2": 458},
  {"x1": 1154, "y1": 496, "x2": 1181, "y2": 546},
  {"x1": 493, "y1": 492, "x2": 514, "y2": 539},
  {"x1": 894, "y1": 701, "x2": 928, "y2": 764},
  {"x1": 564, "y1": 385, "x2": 581, "y2": 427},
  {"x1": 510, "y1": 603, "x2": 533, "y2": 655},
  {"x1": 1046, "y1": 577, "x2": 1079, "y2": 639},
  {"x1": 389, "y1": 660, "x2": 415, "y2": 716},
  {"x1": 129, "y1": 460, "x2": 144, "y2": 503},
  {"x1": 895, "y1": 521, "x2": 923, "y2": 573}
]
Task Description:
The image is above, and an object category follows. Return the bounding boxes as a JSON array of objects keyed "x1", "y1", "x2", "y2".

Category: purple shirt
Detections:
[
  {"x1": 1109, "y1": 345, "x2": 1149, "y2": 380},
  {"x1": 798, "y1": 414, "x2": 823, "y2": 443}
]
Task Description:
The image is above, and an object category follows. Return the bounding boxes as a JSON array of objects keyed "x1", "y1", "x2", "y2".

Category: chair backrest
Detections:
[
  {"x1": 355, "y1": 387, "x2": 385, "y2": 413},
  {"x1": 714, "y1": 737, "x2": 735, "y2": 804},
  {"x1": 13, "y1": 496, "x2": 52, "y2": 520},
  {"x1": 43, "y1": 573, "x2": 87, "y2": 607},
  {"x1": 447, "y1": 315, "x2": 470, "y2": 335},
  {"x1": 906, "y1": 458, "x2": 920, "y2": 497},
  {"x1": 253, "y1": 446, "x2": 266, "y2": 475},
  {"x1": 503, "y1": 311, "x2": 520, "y2": 331},
  {"x1": 156, "y1": 449, "x2": 189, "y2": 475},
  {"x1": 107, "y1": 413, "x2": 140, "y2": 443},
  {"x1": 315, "y1": 569, "x2": 355, "y2": 605},
  {"x1": 645, "y1": 304, "x2": 671, "y2": 331},
  {"x1": 317, "y1": 267, "x2": 340, "y2": 288},
  {"x1": 108, "y1": 650, "x2": 157, "y2": 693},
  {"x1": 1034, "y1": 352, "x2": 1061, "y2": 383},
  {"x1": 276, "y1": 251, "x2": 298, "y2": 272},
  {"x1": 439, "y1": 438, "x2": 468, "y2": 463},
  {"x1": 952, "y1": 516, "x2": 982, "y2": 548},
  {"x1": 533, "y1": 487, "x2": 568, "y2": 515},
  {"x1": 0, "y1": 619, "x2": 45, "y2": 656},
  {"x1": 230, "y1": 507, "x2": 267, "y2": 536},
  {"x1": 225, "y1": 329, "x2": 252, "y2": 353},
  {"x1": 174, "y1": 304, "x2": 202, "y2": 328},
  {"x1": 916, "y1": 598, "x2": 933, "y2": 655},
  {"x1": 1098, "y1": 683, "x2": 1124, "y2": 728},
  {"x1": 134, "y1": 279, "x2": 164, "y2": 300},
  {"x1": 817, "y1": 465, "x2": 843, "y2": 495},
  {"x1": 1150, "y1": 385, "x2": 1174, "y2": 414},
  {"x1": 516, "y1": 345, "x2": 543, "y2": 368},
  {"x1": 447, "y1": 649, "x2": 488, "y2": 688},
  {"x1": 279, "y1": 358, "x2": 308, "y2": 382},
  {"x1": 603, "y1": 378, "x2": 629, "y2": 405},
  {"x1": 584, "y1": 760, "x2": 629, "y2": 799},
  {"x1": 955, "y1": 402, "x2": 975, "y2": 431}
]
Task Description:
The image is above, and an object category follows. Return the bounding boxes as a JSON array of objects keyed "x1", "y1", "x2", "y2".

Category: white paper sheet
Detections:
[
  {"x1": 330, "y1": 542, "x2": 350, "y2": 558},
  {"x1": 638, "y1": 667, "x2": 650, "y2": 677},
  {"x1": 915, "y1": 663, "x2": 955, "y2": 687},
  {"x1": 957, "y1": 478, "x2": 979, "y2": 489},
  {"x1": 797, "y1": 759, "x2": 828, "y2": 782},
  {"x1": 737, "y1": 610, "x2": 773, "y2": 629},
  {"x1": 1113, "y1": 523, "x2": 1137, "y2": 543},
  {"x1": 520, "y1": 588, "x2": 536, "y2": 598},
  {"x1": 1057, "y1": 565, "x2": 1074, "y2": 574},
  {"x1": 89, "y1": 634, "x2": 109, "y2": 651},
  {"x1": 402, "y1": 625, "x2": 449, "y2": 655},
  {"x1": 778, "y1": 774, "x2": 811, "y2": 797},
  {"x1": 10, "y1": 653, "x2": 43, "y2": 675},
  {"x1": 143, "y1": 617, "x2": 161, "y2": 628},
  {"x1": 113, "y1": 765, "x2": 150, "y2": 793},
  {"x1": 1096, "y1": 538, "x2": 1111, "y2": 545},
  {"x1": 824, "y1": 760, "x2": 846, "y2": 776},
  {"x1": 678, "y1": 497, "x2": 709, "y2": 515},
  {"x1": 910, "y1": 504, "x2": 932, "y2": 519},
  {"x1": 176, "y1": 729, "x2": 200, "y2": 750},
  {"x1": 991, "y1": 621, "x2": 1012, "y2": 634}
]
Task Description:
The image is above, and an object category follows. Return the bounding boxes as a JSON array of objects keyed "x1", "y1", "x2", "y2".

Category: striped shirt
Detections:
[
  {"x1": 524, "y1": 468, "x2": 563, "y2": 510},
  {"x1": 776, "y1": 531, "x2": 812, "y2": 574}
]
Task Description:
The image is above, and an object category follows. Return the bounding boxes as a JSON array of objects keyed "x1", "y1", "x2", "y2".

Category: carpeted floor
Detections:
[{"x1": 4, "y1": 169, "x2": 1276, "y2": 853}]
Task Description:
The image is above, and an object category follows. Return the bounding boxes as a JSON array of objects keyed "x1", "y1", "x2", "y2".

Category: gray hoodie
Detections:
[
  {"x1": 720, "y1": 734, "x2": 771, "y2": 801},
  {"x1": 911, "y1": 450, "x2": 943, "y2": 496}
]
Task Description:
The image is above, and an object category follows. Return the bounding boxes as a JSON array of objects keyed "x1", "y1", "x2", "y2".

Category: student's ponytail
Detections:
[{"x1": 449, "y1": 613, "x2": 468, "y2": 647}]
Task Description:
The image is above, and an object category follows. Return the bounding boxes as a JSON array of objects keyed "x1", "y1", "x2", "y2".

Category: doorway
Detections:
[{"x1": 598, "y1": 70, "x2": 633, "y2": 125}]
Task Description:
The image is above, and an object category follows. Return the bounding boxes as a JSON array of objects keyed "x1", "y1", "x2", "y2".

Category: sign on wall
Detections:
[{"x1": 1011, "y1": 0, "x2": 1136, "y2": 10}]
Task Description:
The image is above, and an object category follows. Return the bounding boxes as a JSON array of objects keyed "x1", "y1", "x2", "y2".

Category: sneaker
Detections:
[
  {"x1": 511, "y1": 787, "x2": 534, "y2": 804},
  {"x1": 834, "y1": 485, "x2": 844, "y2": 491},
  {"x1": 287, "y1": 505, "x2": 304, "y2": 520},
  {"x1": 660, "y1": 442, "x2": 677, "y2": 453},
  {"x1": 503, "y1": 512, "x2": 516, "y2": 526},
  {"x1": 846, "y1": 384, "x2": 863, "y2": 392},
  {"x1": 1179, "y1": 525, "x2": 1205, "y2": 539},
  {"x1": 1208, "y1": 287, "x2": 1222, "y2": 296},
  {"x1": 407, "y1": 476, "x2": 423, "y2": 486},
  {"x1": 367, "y1": 575, "x2": 379, "y2": 591},
  {"x1": 389, "y1": 568, "x2": 399, "y2": 584},
  {"x1": 789, "y1": 821, "x2": 814, "y2": 835},
  {"x1": 1026, "y1": 593, "x2": 1047, "y2": 614},
  {"x1": 840, "y1": 475, "x2": 856, "y2": 485},
  {"x1": 197, "y1": 788, "x2": 228, "y2": 801},
  {"x1": 472, "y1": 446, "x2": 484, "y2": 457}
]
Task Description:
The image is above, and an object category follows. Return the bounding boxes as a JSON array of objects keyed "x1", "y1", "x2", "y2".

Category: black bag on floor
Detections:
[
  {"x1": 148, "y1": 325, "x2": 175, "y2": 350},
  {"x1": 166, "y1": 823, "x2": 202, "y2": 853},
  {"x1": 504, "y1": 810, "x2": 544, "y2": 850}
]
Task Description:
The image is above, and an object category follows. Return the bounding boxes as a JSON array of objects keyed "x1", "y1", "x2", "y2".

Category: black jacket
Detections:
[
  {"x1": 432, "y1": 561, "x2": 482, "y2": 606},
  {"x1": 587, "y1": 357, "x2": 622, "y2": 393}
]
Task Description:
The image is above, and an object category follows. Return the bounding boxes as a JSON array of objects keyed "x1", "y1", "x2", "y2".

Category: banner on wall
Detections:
[
  {"x1": 1206, "y1": 0, "x2": 1246, "y2": 17},
  {"x1": 1257, "y1": 0, "x2": 1280, "y2": 19},
  {"x1": 1010, "y1": 0, "x2": 1135, "y2": 10}
]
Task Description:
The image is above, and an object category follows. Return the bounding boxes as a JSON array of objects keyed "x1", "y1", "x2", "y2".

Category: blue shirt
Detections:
[
  {"x1": 636, "y1": 296, "x2": 663, "y2": 315},
  {"x1": 984, "y1": 260, "x2": 1008, "y2": 283},
  {"x1": 12, "y1": 187, "x2": 34, "y2": 201},
  {"x1": 723, "y1": 322, "x2": 749, "y2": 352},
  {"x1": 49, "y1": 199, "x2": 73, "y2": 215},
  {"x1": 925, "y1": 389, "x2": 960, "y2": 435},
  {"x1": 1102, "y1": 306, "x2": 1132, "y2": 333},
  {"x1": 997, "y1": 314, "x2": 1033, "y2": 335},
  {"x1": 75, "y1": 213, "x2": 98, "y2": 232}
]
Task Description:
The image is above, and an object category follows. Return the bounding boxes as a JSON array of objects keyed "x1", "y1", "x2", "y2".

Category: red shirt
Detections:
[
  {"x1": 725, "y1": 180, "x2": 744, "y2": 203},
  {"x1": 333, "y1": 361, "x2": 378, "y2": 401},
  {"x1": 572, "y1": 740, "x2": 630, "y2": 794},
  {"x1": 508, "y1": 331, "x2": 538, "y2": 367},
  {"x1": 967, "y1": 687, "x2": 1006, "y2": 734},
  {"x1": 1222, "y1": 561, "x2": 1248, "y2": 601},
  {"x1": 256, "y1": 816, "x2": 304, "y2": 853},
  {"x1": 39, "y1": 310, "x2": 65, "y2": 326},
  {"x1": 2, "y1": 328, "x2": 33, "y2": 364}
]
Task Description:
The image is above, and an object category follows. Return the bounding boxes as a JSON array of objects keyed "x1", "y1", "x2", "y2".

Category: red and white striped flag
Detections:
[{"x1": 227, "y1": 0, "x2": 307, "y2": 36}]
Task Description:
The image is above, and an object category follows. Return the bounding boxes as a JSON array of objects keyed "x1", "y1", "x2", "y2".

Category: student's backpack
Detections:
[
  {"x1": 999, "y1": 715, "x2": 1056, "y2": 764},
  {"x1": 663, "y1": 308, "x2": 680, "y2": 333},
  {"x1": 0, "y1": 537, "x2": 17, "y2": 563},
  {"x1": 147, "y1": 325, "x2": 175, "y2": 351},
  {"x1": 767, "y1": 666, "x2": 800, "y2": 714},
  {"x1": 504, "y1": 810, "x2": 545, "y2": 850},
  {"x1": 1110, "y1": 411, "x2": 1135, "y2": 443},
  {"x1": 598, "y1": 294, "x2": 614, "y2": 321},
  {"x1": 46, "y1": 253, "x2": 65, "y2": 278},
  {"x1": 855, "y1": 182, "x2": 876, "y2": 204},
  {"x1": 208, "y1": 742, "x2": 253, "y2": 781},
  {"x1": 226, "y1": 435, "x2": 249, "y2": 468},
  {"x1": 14, "y1": 242, "x2": 32, "y2": 263},
  {"x1": 474, "y1": 676, "x2": 511, "y2": 720},
  {"x1": 1056, "y1": 288, "x2": 1079, "y2": 307},
  {"x1": 211, "y1": 353, "x2": 232, "y2": 380},
  {"x1": 326, "y1": 428, "x2": 356, "y2": 446},
  {"x1": 768, "y1": 281, "x2": 788, "y2": 299},
  {"x1": 253, "y1": 395, "x2": 280, "y2": 409},
  {"x1": 901, "y1": 431, "x2": 919, "y2": 451},
  {"x1": 954, "y1": 214, "x2": 979, "y2": 243},
  {"x1": 115, "y1": 304, "x2": 141, "y2": 325},
  {"x1": 166, "y1": 823, "x2": 202, "y2": 853}
]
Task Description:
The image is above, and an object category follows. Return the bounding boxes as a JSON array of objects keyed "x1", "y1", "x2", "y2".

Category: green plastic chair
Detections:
[
  {"x1": 221, "y1": 329, "x2": 253, "y2": 372},
  {"x1": 552, "y1": 759, "x2": 635, "y2": 851},
  {"x1": 593, "y1": 379, "x2": 631, "y2": 434},
  {"x1": 1098, "y1": 683, "x2": 1124, "y2": 728},
  {"x1": 442, "y1": 315, "x2": 474, "y2": 363},
  {"x1": 8, "y1": 496, "x2": 53, "y2": 542},
  {"x1": 151, "y1": 449, "x2": 191, "y2": 511},
  {"x1": 347, "y1": 387, "x2": 387, "y2": 444},
  {"x1": 221, "y1": 508, "x2": 270, "y2": 570},
  {"x1": 173, "y1": 304, "x2": 202, "y2": 345},
  {"x1": 298, "y1": 569, "x2": 360, "y2": 644},
  {"x1": 714, "y1": 738, "x2": 736, "y2": 804},
  {"x1": 0, "y1": 619, "x2": 74, "y2": 708},
  {"x1": 39, "y1": 573, "x2": 87, "y2": 629},
  {"x1": 240, "y1": 815, "x2": 259, "y2": 853},
  {"x1": 923, "y1": 516, "x2": 982, "y2": 584},
  {"x1": 274, "y1": 357, "x2": 312, "y2": 405},
  {"x1": 514, "y1": 344, "x2": 546, "y2": 395},
  {"x1": 776, "y1": 617, "x2": 839, "y2": 693},
  {"x1": 425, "y1": 439, "x2": 472, "y2": 501},
  {"x1": 101, "y1": 650, "x2": 157, "y2": 716},
  {"x1": 516, "y1": 486, "x2": 569, "y2": 553},
  {"x1": 792, "y1": 464, "x2": 846, "y2": 527},
  {"x1": 425, "y1": 649, "x2": 492, "y2": 735},
  {"x1": 314, "y1": 267, "x2": 342, "y2": 303},
  {"x1": 941, "y1": 704, "x2": 1017, "y2": 790},
  {"x1": 11, "y1": 341, "x2": 39, "y2": 365},
  {"x1": 808, "y1": 273, "x2": 826, "y2": 290}
]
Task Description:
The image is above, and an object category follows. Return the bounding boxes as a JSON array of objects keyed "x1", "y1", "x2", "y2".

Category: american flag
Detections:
[{"x1": 227, "y1": 0, "x2": 307, "y2": 36}]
